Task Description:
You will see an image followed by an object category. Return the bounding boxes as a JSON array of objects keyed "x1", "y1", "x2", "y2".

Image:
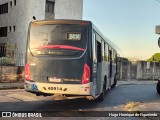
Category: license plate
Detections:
[{"x1": 48, "y1": 77, "x2": 62, "y2": 82}]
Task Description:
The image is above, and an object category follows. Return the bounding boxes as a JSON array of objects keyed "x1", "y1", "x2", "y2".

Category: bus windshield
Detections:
[{"x1": 29, "y1": 24, "x2": 87, "y2": 56}]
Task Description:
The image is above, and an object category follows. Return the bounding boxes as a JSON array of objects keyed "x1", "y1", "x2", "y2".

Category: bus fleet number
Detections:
[{"x1": 43, "y1": 87, "x2": 68, "y2": 91}]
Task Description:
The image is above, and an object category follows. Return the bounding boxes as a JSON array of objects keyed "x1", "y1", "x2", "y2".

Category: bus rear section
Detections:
[{"x1": 24, "y1": 20, "x2": 94, "y2": 99}]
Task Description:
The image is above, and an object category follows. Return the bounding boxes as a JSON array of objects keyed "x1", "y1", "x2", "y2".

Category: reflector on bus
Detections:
[{"x1": 25, "y1": 63, "x2": 31, "y2": 81}]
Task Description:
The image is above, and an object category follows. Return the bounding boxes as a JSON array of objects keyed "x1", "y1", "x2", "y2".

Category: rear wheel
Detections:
[
  {"x1": 111, "y1": 75, "x2": 117, "y2": 88},
  {"x1": 157, "y1": 83, "x2": 160, "y2": 94},
  {"x1": 97, "y1": 83, "x2": 106, "y2": 101},
  {"x1": 157, "y1": 89, "x2": 160, "y2": 94}
]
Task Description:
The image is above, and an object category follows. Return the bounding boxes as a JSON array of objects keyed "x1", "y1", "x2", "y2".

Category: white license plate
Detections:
[{"x1": 48, "y1": 77, "x2": 62, "y2": 82}]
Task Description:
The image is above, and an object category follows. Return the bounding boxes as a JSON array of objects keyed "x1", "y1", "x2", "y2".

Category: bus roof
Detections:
[{"x1": 30, "y1": 19, "x2": 90, "y2": 26}]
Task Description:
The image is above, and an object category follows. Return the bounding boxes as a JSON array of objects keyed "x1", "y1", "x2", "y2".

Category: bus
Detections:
[{"x1": 24, "y1": 20, "x2": 119, "y2": 101}]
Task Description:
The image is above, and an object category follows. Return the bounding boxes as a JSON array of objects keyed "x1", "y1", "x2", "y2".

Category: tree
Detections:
[{"x1": 147, "y1": 53, "x2": 160, "y2": 62}]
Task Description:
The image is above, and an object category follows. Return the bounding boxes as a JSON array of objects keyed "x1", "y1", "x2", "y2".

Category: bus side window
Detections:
[
  {"x1": 101, "y1": 40, "x2": 104, "y2": 61},
  {"x1": 93, "y1": 31, "x2": 97, "y2": 62},
  {"x1": 108, "y1": 47, "x2": 112, "y2": 62},
  {"x1": 114, "y1": 51, "x2": 117, "y2": 63},
  {"x1": 95, "y1": 33, "x2": 102, "y2": 63},
  {"x1": 97, "y1": 41, "x2": 102, "y2": 62},
  {"x1": 104, "y1": 43, "x2": 108, "y2": 62},
  {"x1": 112, "y1": 50, "x2": 114, "y2": 63}
]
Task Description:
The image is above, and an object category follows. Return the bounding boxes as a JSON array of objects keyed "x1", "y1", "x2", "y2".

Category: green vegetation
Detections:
[{"x1": 147, "y1": 53, "x2": 160, "y2": 62}]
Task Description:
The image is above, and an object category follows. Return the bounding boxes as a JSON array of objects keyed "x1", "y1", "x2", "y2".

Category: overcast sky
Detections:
[{"x1": 83, "y1": 0, "x2": 160, "y2": 59}]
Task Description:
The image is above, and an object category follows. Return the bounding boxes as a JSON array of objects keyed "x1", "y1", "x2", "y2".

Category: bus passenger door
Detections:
[
  {"x1": 95, "y1": 40, "x2": 102, "y2": 95},
  {"x1": 92, "y1": 32, "x2": 102, "y2": 96},
  {"x1": 109, "y1": 49, "x2": 112, "y2": 86}
]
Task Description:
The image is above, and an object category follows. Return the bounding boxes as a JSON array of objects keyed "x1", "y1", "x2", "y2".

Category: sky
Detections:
[{"x1": 83, "y1": 0, "x2": 160, "y2": 60}]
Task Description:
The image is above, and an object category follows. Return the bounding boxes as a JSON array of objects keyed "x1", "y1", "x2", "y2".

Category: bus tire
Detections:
[
  {"x1": 97, "y1": 83, "x2": 106, "y2": 101},
  {"x1": 157, "y1": 81, "x2": 160, "y2": 94},
  {"x1": 111, "y1": 75, "x2": 117, "y2": 88}
]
